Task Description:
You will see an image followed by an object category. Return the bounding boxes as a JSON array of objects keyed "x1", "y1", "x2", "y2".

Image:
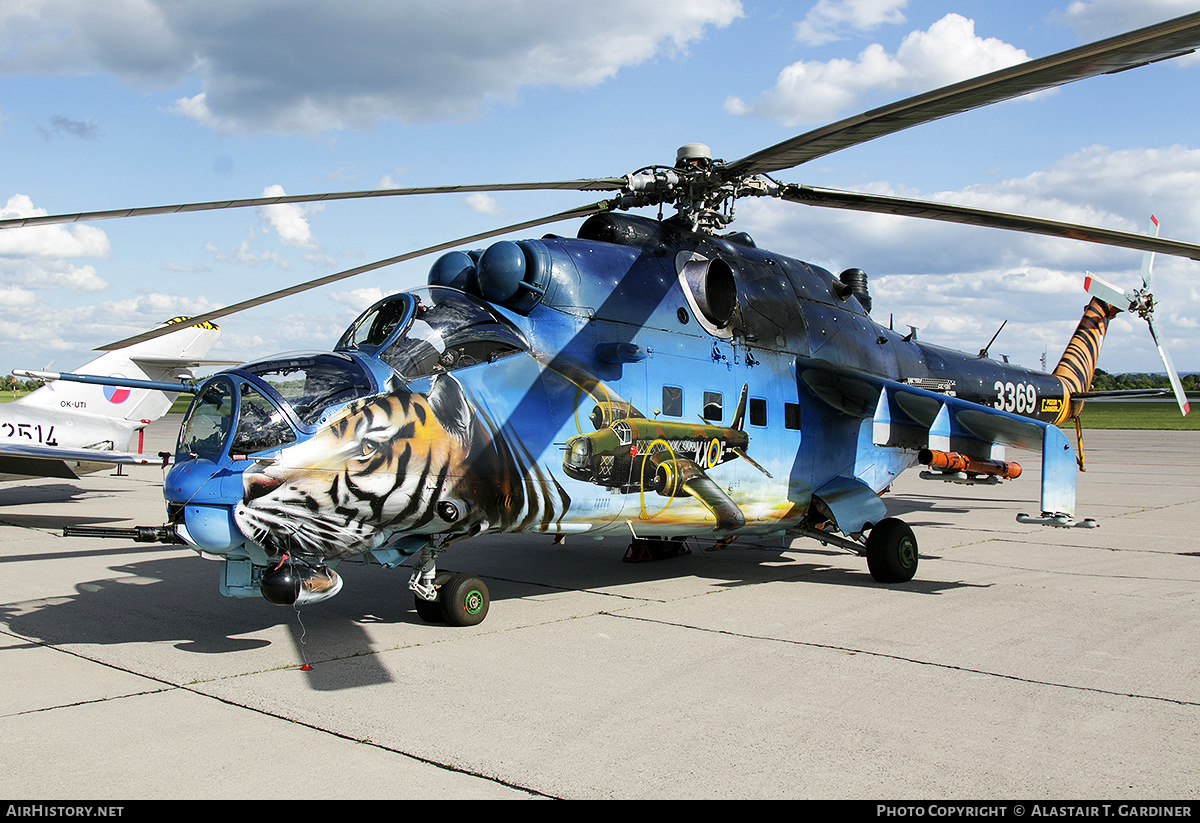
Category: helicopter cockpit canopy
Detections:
[
  {"x1": 177, "y1": 352, "x2": 376, "y2": 461},
  {"x1": 336, "y1": 287, "x2": 529, "y2": 380}
]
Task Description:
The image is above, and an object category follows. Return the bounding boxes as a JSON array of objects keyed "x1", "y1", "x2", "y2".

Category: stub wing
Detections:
[
  {"x1": 802, "y1": 364, "x2": 1088, "y2": 527},
  {"x1": 869, "y1": 377, "x2": 1087, "y2": 526}
]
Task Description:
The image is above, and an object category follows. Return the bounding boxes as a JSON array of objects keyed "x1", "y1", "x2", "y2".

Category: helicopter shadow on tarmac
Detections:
[
  {"x1": 0, "y1": 546, "x2": 404, "y2": 690},
  {"x1": 0, "y1": 510, "x2": 989, "y2": 693}
]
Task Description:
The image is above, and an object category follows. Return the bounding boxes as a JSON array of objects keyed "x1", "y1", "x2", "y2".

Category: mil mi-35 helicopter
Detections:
[{"x1": 5, "y1": 12, "x2": 1199, "y2": 626}]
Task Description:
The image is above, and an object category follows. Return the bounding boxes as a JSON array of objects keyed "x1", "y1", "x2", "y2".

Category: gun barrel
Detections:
[{"x1": 63, "y1": 525, "x2": 183, "y2": 543}]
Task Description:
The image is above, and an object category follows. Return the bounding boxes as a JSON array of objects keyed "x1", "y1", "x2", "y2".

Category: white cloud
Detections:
[
  {"x1": 160, "y1": 261, "x2": 211, "y2": 274},
  {"x1": 170, "y1": 92, "x2": 220, "y2": 128},
  {"x1": 0, "y1": 289, "x2": 226, "y2": 366},
  {"x1": 2, "y1": 0, "x2": 743, "y2": 135},
  {"x1": 0, "y1": 194, "x2": 111, "y2": 259},
  {"x1": 10, "y1": 262, "x2": 108, "y2": 291},
  {"x1": 258, "y1": 184, "x2": 321, "y2": 249},
  {"x1": 330, "y1": 286, "x2": 385, "y2": 311},
  {"x1": 464, "y1": 193, "x2": 502, "y2": 216},
  {"x1": 726, "y1": 14, "x2": 1029, "y2": 126},
  {"x1": 0, "y1": 196, "x2": 111, "y2": 300},
  {"x1": 203, "y1": 237, "x2": 290, "y2": 269},
  {"x1": 0, "y1": 284, "x2": 37, "y2": 310},
  {"x1": 794, "y1": 0, "x2": 908, "y2": 46},
  {"x1": 103, "y1": 291, "x2": 223, "y2": 321},
  {"x1": 375, "y1": 174, "x2": 406, "y2": 190}
]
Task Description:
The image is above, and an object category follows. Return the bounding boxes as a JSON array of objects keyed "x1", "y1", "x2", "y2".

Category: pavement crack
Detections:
[
  {"x1": 2, "y1": 688, "x2": 175, "y2": 719},
  {"x1": 174, "y1": 683, "x2": 557, "y2": 799},
  {"x1": 3, "y1": 630, "x2": 556, "y2": 798},
  {"x1": 606, "y1": 612, "x2": 1200, "y2": 708}
]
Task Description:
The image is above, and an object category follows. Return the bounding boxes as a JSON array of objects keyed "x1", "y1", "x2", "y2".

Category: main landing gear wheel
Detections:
[
  {"x1": 440, "y1": 573, "x2": 490, "y2": 627},
  {"x1": 866, "y1": 518, "x2": 919, "y2": 583}
]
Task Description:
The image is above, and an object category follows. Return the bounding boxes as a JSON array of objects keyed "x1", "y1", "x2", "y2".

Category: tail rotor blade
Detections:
[
  {"x1": 1140, "y1": 215, "x2": 1159, "y2": 290},
  {"x1": 1083, "y1": 271, "x2": 1133, "y2": 309},
  {"x1": 1147, "y1": 318, "x2": 1190, "y2": 416}
]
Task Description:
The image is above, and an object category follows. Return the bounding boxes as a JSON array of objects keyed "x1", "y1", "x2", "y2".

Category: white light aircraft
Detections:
[{"x1": 2, "y1": 318, "x2": 229, "y2": 482}]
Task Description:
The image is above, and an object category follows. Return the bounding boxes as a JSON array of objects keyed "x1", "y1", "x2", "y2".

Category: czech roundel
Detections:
[{"x1": 104, "y1": 376, "x2": 130, "y2": 404}]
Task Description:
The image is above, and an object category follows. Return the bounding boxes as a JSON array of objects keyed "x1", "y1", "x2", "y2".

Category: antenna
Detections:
[{"x1": 979, "y1": 320, "x2": 1007, "y2": 358}]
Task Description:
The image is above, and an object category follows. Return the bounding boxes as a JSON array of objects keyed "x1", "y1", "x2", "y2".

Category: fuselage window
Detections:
[
  {"x1": 784, "y1": 402, "x2": 802, "y2": 431},
  {"x1": 662, "y1": 385, "x2": 683, "y2": 417},
  {"x1": 749, "y1": 397, "x2": 767, "y2": 428},
  {"x1": 703, "y1": 391, "x2": 723, "y2": 422}
]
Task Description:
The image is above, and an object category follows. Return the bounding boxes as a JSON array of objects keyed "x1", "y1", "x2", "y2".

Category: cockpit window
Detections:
[
  {"x1": 336, "y1": 295, "x2": 412, "y2": 351},
  {"x1": 242, "y1": 354, "x2": 373, "y2": 427},
  {"x1": 229, "y1": 383, "x2": 296, "y2": 456},
  {"x1": 374, "y1": 288, "x2": 527, "y2": 380},
  {"x1": 178, "y1": 379, "x2": 234, "y2": 460}
]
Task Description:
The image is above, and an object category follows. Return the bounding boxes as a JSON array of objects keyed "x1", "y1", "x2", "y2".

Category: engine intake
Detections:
[
  {"x1": 680, "y1": 257, "x2": 738, "y2": 331},
  {"x1": 428, "y1": 239, "x2": 552, "y2": 314}
]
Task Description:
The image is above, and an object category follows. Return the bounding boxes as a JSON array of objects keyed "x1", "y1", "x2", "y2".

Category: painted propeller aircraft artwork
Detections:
[{"x1": 4, "y1": 12, "x2": 1197, "y2": 627}]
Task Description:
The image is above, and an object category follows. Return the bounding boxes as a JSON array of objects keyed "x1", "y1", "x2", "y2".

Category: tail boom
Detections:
[{"x1": 1051, "y1": 297, "x2": 1119, "y2": 425}]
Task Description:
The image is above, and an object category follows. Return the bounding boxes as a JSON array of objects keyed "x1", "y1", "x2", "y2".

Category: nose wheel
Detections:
[
  {"x1": 413, "y1": 590, "x2": 446, "y2": 623},
  {"x1": 413, "y1": 571, "x2": 490, "y2": 626},
  {"x1": 409, "y1": 545, "x2": 491, "y2": 626},
  {"x1": 440, "y1": 573, "x2": 490, "y2": 626}
]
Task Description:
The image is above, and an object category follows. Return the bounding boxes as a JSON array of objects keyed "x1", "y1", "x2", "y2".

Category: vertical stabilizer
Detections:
[{"x1": 16, "y1": 318, "x2": 220, "y2": 424}]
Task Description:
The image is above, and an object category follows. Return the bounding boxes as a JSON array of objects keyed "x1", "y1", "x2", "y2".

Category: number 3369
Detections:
[{"x1": 994, "y1": 381, "x2": 1037, "y2": 414}]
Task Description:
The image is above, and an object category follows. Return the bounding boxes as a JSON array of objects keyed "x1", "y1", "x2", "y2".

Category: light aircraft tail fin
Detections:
[
  {"x1": 731, "y1": 383, "x2": 749, "y2": 430},
  {"x1": 14, "y1": 318, "x2": 222, "y2": 423}
]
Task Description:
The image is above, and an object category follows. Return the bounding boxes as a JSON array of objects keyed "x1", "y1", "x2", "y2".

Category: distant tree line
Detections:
[
  {"x1": 1091, "y1": 369, "x2": 1200, "y2": 392},
  {"x1": 5, "y1": 375, "x2": 45, "y2": 393}
]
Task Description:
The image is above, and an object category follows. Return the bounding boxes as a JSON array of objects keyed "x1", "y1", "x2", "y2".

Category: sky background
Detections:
[{"x1": 2, "y1": 0, "x2": 1199, "y2": 380}]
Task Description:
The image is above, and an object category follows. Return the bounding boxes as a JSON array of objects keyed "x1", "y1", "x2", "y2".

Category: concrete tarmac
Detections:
[{"x1": 1, "y1": 418, "x2": 1197, "y2": 800}]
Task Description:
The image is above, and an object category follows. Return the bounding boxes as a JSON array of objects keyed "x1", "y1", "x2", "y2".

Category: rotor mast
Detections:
[{"x1": 617, "y1": 143, "x2": 779, "y2": 233}]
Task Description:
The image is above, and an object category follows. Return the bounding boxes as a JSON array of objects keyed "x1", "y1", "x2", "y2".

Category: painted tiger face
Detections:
[{"x1": 234, "y1": 376, "x2": 477, "y2": 560}]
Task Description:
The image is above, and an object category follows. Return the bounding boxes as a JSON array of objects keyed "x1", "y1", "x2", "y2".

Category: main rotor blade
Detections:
[
  {"x1": 779, "y1": 184, "x2": 1200, "y2": 261},
  {"x1": 728, "y1": 11, "x2": 1200, "y2": 177},
  {"x1": 0, "y1": 179, "x2": 627, "y2": 231},
  {"x1": 97, "y1": 199, "x2": 616, "y2": 351}
]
